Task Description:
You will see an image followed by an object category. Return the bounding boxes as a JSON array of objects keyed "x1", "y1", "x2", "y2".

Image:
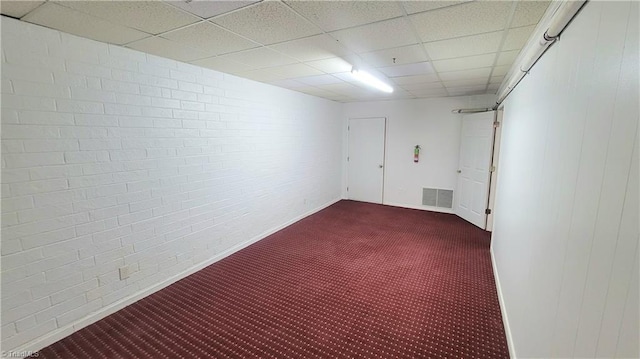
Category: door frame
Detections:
[
  {"x1": 485, "y1": 109, "x2": 503, "y2": 231},
  {"x1": 346, "y1": 117, "x2": 388, "y2": 203}
]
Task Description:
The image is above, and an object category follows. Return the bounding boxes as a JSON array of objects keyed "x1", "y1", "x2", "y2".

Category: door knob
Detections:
[
  {"x1": 379, "y1": 165, "x2": 384, "y2": 168},
  {"x1": 457, "y1": 170, "x2": 462, "y2": 173}
]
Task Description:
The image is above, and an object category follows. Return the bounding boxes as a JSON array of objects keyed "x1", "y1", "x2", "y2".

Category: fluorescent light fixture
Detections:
[{"x1": 351, "y1": 67, "x2": 394, "y2": 93}]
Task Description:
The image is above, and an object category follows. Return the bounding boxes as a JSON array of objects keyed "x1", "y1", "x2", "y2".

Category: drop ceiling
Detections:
[{"x1": 0, "y1": 0, "x2": 550, "y2": 103}]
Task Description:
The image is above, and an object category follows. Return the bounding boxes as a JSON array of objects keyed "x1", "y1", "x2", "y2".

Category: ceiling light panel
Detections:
[
  {"x1": 359, "y1": 44, "x2": 427, "y2": 67},
  {"x1": 126, "y1": 36, "x2": 212, "y2": 62},
  {"x1": 0, "y1": 1, "x2": 44, "y2": 18},
  {"x1": 424, "y1": 31, "x2": 503, "y2": 60},
  {"x1": 165, "y1": 1, "x2": 260, "y2": 19},
  {"x1": 409, "y1": 1, "x2": 512, "y2": 42},
  {"x1": 23, "y1": 2, "x2": 149, "y2": 45},
  {"x1": 431, "y1": 53, "x2": 496, "y2": 72},
  {"x1": 58, "y1": 1, "x2": 200, "y2": 34},
  {"x1": 212, "y1": 1, "x2": 322, "y2": 45},
  {"x1": 378, "y1": 62, "x2": 435, "y2": 78},
  {"x1": 221, "y1": 47, "x2": 298, "y2": 69},
  {"x1": 285, "y1": 1, "x2": 403, "y2": 32},
  {"x1": 269, "y1": 34, "x2": 349, "y2": 62},
  {"x1": 330, "y1": 18, "x2": 417, "y2": 53},
  {"x1": 162, "y1": 21, "x2": 259, "y2": 56},
  {"x1": 511, "y1": 1, "x2": 551, "y2": 27},
  {"x1": 305, "y1": 57, "x2": 353, "y2": 74}
]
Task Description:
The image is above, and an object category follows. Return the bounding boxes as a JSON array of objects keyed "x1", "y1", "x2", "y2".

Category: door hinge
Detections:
[
  {"x1": 490, "y1": 165, "x2": 496, "y2": 172},
  {"x1": 348, "y1": 125, "x2": 350, "y2": 130},
  {"x1": 346, "y1": 187, "x2": 349, "y2": 192},
  {"x1": 493, "y1": 121, "x2": 500, "y2": 128},
  {"x1": 485, "y1": 208, "x2": 492, "y2": 215},
  {"x1": 347, "y1": 156, "x2": 349, "y2": 162}
]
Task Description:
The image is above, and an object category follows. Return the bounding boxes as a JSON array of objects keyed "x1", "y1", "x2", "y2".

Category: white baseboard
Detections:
[
  {"x1": 382, "y1": 201, "x2": 455, "y2": 214},
  {"x1": 13, "y1": 197, "x2": 342, "y2": 355},
  {"x1": 490, "y1": 247, "x2": 516, "y2": 359}
]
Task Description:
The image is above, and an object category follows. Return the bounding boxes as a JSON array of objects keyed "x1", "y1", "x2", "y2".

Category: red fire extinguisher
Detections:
[{"x1": 414, "y1": 145, "x2": 420, "y2": 163}]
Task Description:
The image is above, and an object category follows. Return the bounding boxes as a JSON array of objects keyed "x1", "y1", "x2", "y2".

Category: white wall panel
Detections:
[
  {"x1": 492, "y1": 1, "x2": 639, "y2": 358},
  {"x1": 1, "y1": 17, "x2": 342, "y2": 353}
]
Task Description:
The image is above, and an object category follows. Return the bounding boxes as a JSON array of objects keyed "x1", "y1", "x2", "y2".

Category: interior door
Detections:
[
  {"x1": 348, "y1": 117, "x2": 386, "y2": 204},
  {"x1": 455, "y1": 111, "x2": 495, "y2": 229}
]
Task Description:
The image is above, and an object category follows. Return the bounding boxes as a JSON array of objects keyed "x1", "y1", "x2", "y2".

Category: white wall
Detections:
[
  {"x1": 491, "y1": 1, "x2": 639, "y2": 358},
  {"x1": 0, "y1": 17, "x2": 343, "y2": 353},
  {"x1": 342, "y1": 95, "x2": 496, "y2": 211}
]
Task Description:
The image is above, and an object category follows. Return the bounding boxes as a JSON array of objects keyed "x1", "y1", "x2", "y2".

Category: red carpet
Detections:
[{"x1": 35, "y1": 200, "x2": 509, "y2": 358}]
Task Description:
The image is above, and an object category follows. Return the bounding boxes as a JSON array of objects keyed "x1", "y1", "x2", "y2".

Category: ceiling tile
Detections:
[
  {"x1": 439, "y1": 67, "x2": 492, "y2": 81},
  {"x1": 285, "y1": 1, "x2": 403, "y2": 32},
  {"x1": 378, "y1": 62, "x2": 434, "y2": 78},
  {"x1": 503, "y1": 25, "x2": 537, "y2": 51},
  {"x1": 410, "y1": 87, "x2": 449, "y2": 98},
  {"x1": 296, "y1": 74, "x2": 343, "y2": 86},
  {"x1": 359, "y1": 44, "x2": 427, "y2": 67},
  {"x1": 330, "y1": 18, "x2": 417, "y2": 53},
  {"x1": 401, "y1": 81, "x2": 445, "y2": 91},
  {"x1": 305, "y1": 57, "x2": 353, "y2": 74},
  {"x1": 269, "y1": 63, "x2": 324, "y2": 79},
  {"x1": 442, "y1": 78, "x2": 489, "y2": 88},
  {"x1": 222, "y1": 47, "x2": 298, "y2": 69},
  {"x1": 391, "y1": 74, "x2": 440, "y2": 85},
  {"x1": 409, "y1": 1, "x2": 512, "y2": 42},
  {"x1": 212, "y1": 1, "x2": 321, "y2": 45},
  {"x1": 165, "y1": 1, "x2": 260, "y2": 19},
  {"x1": 402, "y1": 1, "x2": 471, "y2": 15},
  {"x1": 190, "y1": 56, "x2": 255, "y2": 74},
  {"x1": 23, "y1": 3, "x2": 149, "y2": 45},
  {"x1": 58, "y1": 1, "x2": 200, "y2": 34},
  {"x1": 315, "y1": 82, "x2": 361, "y2": 96},
  {"x1": 447, "y1": 85, "x2": 488, "y2": 96},
  {"x1": 237, "y1": 68, "x2": 290, "y2": 82},
  {"x1": 0, "y1": 1, "x2": 44, "y2": 18},
  {"x1": 268, "y1": 78, "x2": 307, "y2": 89},
  {"x1": 269, "y1": 34, "x2": 349, "y2": 62},
  {"x1": 126, "y1": 36, "x2": 211, "y2": 62},
  {"x1": 511, "y1": 1, "x2": 550, "y2": 27},
  {"x1": 491, "y1": 65, "x2": 511, "y2": 77},
  {"x1": 162, "y1": 21, "x2": 258, "y2": 56},
  {"x1": 496, "y1": 50, "x2": 520, "y2": 66},
  {"x1": 490, "y1": 75, "x2": 505, "y2": 84},
  {"x1": 295, "y1": 86, "x2": 340, "y2": 97},
  {"x1": 424, "y1": 31, "x2": 503, "y2": 60},
  {"x1": 432, "y1": 53, "x2": 496, "y2": 72},
  {"x1": 487, "y1": 83, "x2": 500, "y2": 91}
]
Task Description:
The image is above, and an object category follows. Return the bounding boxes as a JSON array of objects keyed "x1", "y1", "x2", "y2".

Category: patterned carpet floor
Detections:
[{"x1": 36, "y1": 200, "x2": 509, "y2": 358}]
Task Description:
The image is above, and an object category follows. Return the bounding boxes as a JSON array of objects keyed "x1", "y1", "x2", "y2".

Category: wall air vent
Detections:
[{"x1": 422, "y1": 188, "x2": 454, "y2": 209}]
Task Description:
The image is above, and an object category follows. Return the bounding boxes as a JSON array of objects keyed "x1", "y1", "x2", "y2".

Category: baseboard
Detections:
[
  {"x1": 490, "y1": 247, "x2": 517, "y2": 359},
  {"x1": 382, "y1": 201, "x2": 455, "y2": 214},
  {"x1": 12, "y1": 197, "x2": 342, "y2": 355}
]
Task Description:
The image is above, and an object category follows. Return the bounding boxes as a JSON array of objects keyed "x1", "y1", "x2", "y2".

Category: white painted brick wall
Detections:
[{"x1": 1, "y1": 17, "x2": 343, "y2": 352}]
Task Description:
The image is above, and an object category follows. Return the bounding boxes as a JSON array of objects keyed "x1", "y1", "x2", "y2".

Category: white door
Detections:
[
  {"x1": 348, "y1": 117, "x2": 386, "y2": 204},
  {"x1": 455, "y1": 112, "x2": 495, "y2": 229}
]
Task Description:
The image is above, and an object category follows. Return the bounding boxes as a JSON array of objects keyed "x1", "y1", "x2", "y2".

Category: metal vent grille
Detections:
[{"x1": 422, "y1": 188, "x2": 454, "y2": 209}]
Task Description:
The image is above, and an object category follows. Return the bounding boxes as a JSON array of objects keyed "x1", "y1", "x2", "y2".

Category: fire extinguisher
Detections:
[{"x1": 414, "y1": 145, "x2": 420, "y2": 163}]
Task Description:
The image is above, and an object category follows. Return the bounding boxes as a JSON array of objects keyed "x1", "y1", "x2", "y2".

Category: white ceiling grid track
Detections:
[{"x1": 0, "y1": 0, "x2": 551, "y2": 103}]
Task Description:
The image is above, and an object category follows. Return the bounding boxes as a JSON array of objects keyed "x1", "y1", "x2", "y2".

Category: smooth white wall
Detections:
[
  {"x1": 342, "y1": 95, "x2": 496, "y2": 211},
  {"x1": 0, "y1": 17, "x2": 342, "y2": 353},
  {"x1": 491, "y1": 1, "x2": 639, "y2": 358}
]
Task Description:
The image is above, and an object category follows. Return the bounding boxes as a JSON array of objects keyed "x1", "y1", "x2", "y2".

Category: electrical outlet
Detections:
[{"x1": 119, "y1": 266, "x2": 130, "y2": 280}]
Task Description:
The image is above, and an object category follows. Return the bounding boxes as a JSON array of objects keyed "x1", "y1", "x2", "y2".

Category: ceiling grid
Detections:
[{"x1": 0, "y1": 0, "x2": 551, "y2": 102}]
